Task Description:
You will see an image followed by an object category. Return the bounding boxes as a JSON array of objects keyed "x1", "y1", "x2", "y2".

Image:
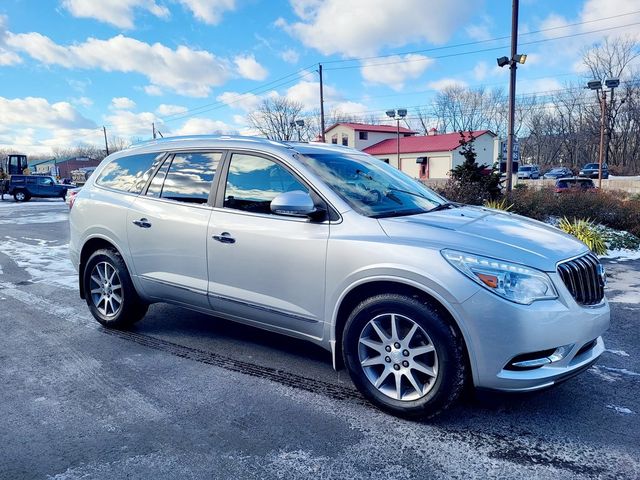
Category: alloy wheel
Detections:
[
  {"x1": 89, "y1": 261, "x2": 123, "y2": 318},
  {"x1": 358, "y1": 313, "x2": 439, "y2": 401}
]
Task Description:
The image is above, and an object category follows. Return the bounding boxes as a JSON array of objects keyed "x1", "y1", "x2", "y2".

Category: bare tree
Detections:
[{"x1": 247, "y1": 97, "x2": 306, "y2": 141}]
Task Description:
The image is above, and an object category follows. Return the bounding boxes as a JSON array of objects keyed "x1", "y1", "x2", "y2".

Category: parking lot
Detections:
[{"x1": 1, "y1": 199, "x2": 639, "y2": 479}]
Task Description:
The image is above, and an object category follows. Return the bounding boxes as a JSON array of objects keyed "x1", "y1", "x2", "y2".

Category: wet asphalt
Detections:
[{"x1": 0, "y1": 199, "x2": 638, "y2": 479}]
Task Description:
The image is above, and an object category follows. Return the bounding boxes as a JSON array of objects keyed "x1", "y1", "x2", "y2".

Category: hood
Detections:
[{"x1": 377, "y1": 206, "x2": 588, "y2": 272}]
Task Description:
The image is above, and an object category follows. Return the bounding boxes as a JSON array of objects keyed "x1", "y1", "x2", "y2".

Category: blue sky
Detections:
[{"x1": 0, "y1": 0, "x2": 638, "y2": 154}]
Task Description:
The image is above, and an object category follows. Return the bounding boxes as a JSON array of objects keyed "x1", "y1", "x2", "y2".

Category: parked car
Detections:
[
  {"x1": 555, "y1": 177, "x2": 596, "y2": 193},
  {"x1": 579, "y1": 163, "x2": 609, "y2": 179},
  {"x1": 8, "y1": 175, "x2": 71, "y2": 202},
  {"x1": 517, "y1": 165, "x2": 540, "y2": 179},
  {"x1": 69, "y1": 136, "x2": 609, "y2": 418},
  {"x1": 543, "y1": 167, "x2": 573, "y2": 179}
]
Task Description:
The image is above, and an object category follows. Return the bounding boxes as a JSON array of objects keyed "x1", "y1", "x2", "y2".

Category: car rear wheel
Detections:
[
  {"x1": 14, "y1": 190, "x2": 29, "y2": 202},
  {"x1": 83, "y1": 248, "x2": 147, "y2": 328},
  {"x1": 343, "y1": 294, "x2": 466, "y2": 419}
]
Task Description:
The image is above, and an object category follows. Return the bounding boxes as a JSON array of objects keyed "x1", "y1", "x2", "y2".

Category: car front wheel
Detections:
[
  {"x1": 343, "y1": 294, "x2": 466, "y2": 419},
  {"x1": 14, "y1": 190, "x2": 29, "y2": 202},
  {"x1": 83, "y1": 248, "x2": 148, "y2": 328}
]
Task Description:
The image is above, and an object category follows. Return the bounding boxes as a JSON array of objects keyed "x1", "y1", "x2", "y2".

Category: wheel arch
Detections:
[
  {"x1": 330, "y1": 280, "x2": 473, "y2": 379},
  {"x1": 78, "y1": 236, "x2": 129, "y2": 299}
]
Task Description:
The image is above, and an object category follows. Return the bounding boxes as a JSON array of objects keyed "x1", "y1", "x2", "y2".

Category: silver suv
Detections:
[{"x1": 69, "y1": 136, "x2": 609, "y2": 418}]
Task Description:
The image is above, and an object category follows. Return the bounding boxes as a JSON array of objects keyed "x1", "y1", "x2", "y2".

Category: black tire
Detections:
[
  {"x1": 342, "y1": 294, "x2": 466, "y2": 419},
  {"x1": 14, "y1": 190, "x2": 29, "y2": 202},
  {"x1": 83, "y1": 248, "x2": 147, "y2": 328}
]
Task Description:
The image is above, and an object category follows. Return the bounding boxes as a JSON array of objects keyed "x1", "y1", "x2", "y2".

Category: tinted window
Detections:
[
  {"x1": 224, "y1": 154, "x2": 307, "y2": 214},
  {"x1": 557, "y1": 180, "x2": 567, "y2": 188},
  {"x1": 584, "y1": 163, "x2": 598, "y2": 169},
  {"x1": 146, "y1": 157, "x2": 171, "y2": 198},
  {"x1": 38, "y1": 177, "x2": 54, "y2": 186},
  {"x1": 96, "y1": 153, "x2": 164, "y2": 193},
  {"x1": 160, "y1": 152, "x2": 221, "y2": 204}
]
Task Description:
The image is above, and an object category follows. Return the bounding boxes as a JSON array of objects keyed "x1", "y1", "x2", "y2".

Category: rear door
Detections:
[
  {"x1": 207, "y1": 152, "x2": 329, "y2": 338},
  {"x1": 126, "y1": 151, "x2": 222, "y2": 309}
]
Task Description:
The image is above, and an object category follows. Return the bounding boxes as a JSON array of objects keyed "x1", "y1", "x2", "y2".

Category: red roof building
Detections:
[
  {"x1": 363, "y1": 130, "x2": 497, "y2": 180},
  {"x1": 323, "y1": 122, "x2": 416, "y2": 151}
]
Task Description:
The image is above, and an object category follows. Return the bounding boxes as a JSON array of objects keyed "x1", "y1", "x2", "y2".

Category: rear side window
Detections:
[
  {"x1": 96, "y1": 153, "x2": 164, "y2": 193},
  {"x1": 158, "y1": 152, "x2": 221, "y2": 204}
]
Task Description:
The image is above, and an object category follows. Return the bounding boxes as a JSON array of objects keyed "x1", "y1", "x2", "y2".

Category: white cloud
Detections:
[
  {"x1": 361, "y1": 54, "x2": 433, "y2": 91},
  {"x1": 0, "y1": 96, "x2": 95, "y2": 130},
  {"x1": 110, "y1": 97, "x2": 137, "y2": 110},
  {"x1": 156, "y1": 104, "x2": 188, "y2": 116},
  {"x1": 328, "y1": 101, "x2": 369, "y2": 117},
  {"x1": 144, "y1": 85, "x2": 163, "y2": 96},
  {"x1": 177, "y1": 0, "x2": 236, "y2": 25},
  {"x1": 173, "y1": 117, "x2": 237, "y2": 135},
  {"x1": 285, "y1": 80, "x2": 339, "y2": 110},
  {"x1": 233, "y1": 54, "x2": 268, "y2": 81},
  {"x1": 473, "y1": 61, "x2": 489, "y2": 81},
  {"x1": 61, "y1": 0, "x2": 170, "y2": 29},
  {"x1": 105, "y1": 109, "x2": 157, "y2": 136},
  {"x1": 72, "y1": 96, "x2": 94, "y2": 107},
  {"x1": 517, "y1": 77, "x2": 563, "y2": 95},
  {"x1": 538, "y1": 13, "x2": 570, "y2": 39},
  {"x1": 216, "y1": 91, "x2": 263, "y2": 112},
  {"x1": 6, "y1": 32, "x2": 232, "y2": 97},
  {"x1": 0, "y1": 15, "x2": 21, "y2": 65},
  {"x1": 279, "y1": 0, "x2": 476, "y2": 57},
  {"x1": 427, "y1": 78, "x2": 469, "y2": 91},
  {"x1": 280, "y1": 48, "x2": 299, "y2": 64}
]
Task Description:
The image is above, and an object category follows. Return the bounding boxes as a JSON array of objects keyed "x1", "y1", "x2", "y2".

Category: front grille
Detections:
[{"x1": 557, "y1": 253, "x2": 605, "y2": 306}]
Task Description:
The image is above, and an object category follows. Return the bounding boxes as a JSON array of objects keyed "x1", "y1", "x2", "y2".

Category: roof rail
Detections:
[{"x1": 129, "y1": 134, "x2": 290, "y2": 149}]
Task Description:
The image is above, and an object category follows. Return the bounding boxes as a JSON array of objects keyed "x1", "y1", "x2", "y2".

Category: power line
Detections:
[
  {"x1": 323, "y1": 21, "x2": 640, "y2": 71},
  {"x1": 320, "y1": 10, "x2": 640, "y2": 65}
]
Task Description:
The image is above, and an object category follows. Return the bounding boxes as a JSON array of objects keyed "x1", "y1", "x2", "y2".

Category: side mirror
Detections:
[{"x1": 270, "y1": 190, "x2": 316, "y2": 217}]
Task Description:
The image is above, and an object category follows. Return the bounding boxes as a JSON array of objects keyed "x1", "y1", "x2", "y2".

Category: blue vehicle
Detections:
[{"x1": 7, "y1": 175, "x2": 71, "y2": 202}]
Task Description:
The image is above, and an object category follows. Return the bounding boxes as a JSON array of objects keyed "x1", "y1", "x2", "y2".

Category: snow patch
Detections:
[
  {"x1": 0, "y1": 236, "x2": 77, "y2": 289},
  {"x1": 0, "y1": 211, "x2": 68, "y2": 225},
  {"x1": 606, "y1": 405, "x2": 635, "y2": 415},
  {"x1": 588, "y1": 366, "x2": 621, "y2": 382},
  {"x1": 602, "y1": 249, "x2": 640, "y2": 261},
  {"x1": 599, "y1": 366, "x2": 640, "y2": 377},
  {"x1": 605, "y1": 349, "x2": 630, "y2": 357}
]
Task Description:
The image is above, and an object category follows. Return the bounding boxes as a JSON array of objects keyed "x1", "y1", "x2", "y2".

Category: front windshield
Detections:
[
  {"x1": 519, "y1": 166, "x2": 531, "y2": 171},
  {"x1": 298, "y1": 152, "x2": 447, "y2": 218}
]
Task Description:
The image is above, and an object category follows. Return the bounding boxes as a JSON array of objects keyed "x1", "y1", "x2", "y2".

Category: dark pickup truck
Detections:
[{"x1": 5, "y1": 175, "x2": 71, "y2": 202}]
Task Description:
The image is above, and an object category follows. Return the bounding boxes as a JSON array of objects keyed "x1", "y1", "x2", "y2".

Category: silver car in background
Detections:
[{"x1": 69, "y1": 136, "x2": 609, "y2": 418}]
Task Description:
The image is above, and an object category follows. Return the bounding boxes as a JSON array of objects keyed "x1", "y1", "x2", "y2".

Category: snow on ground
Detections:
[
  {"x1": 606, "y1": 405, "x2": 635, "y2": 415},
  {"x1": 0, "y1": 198, "x2": 66, "y2": 208},
  {"x1": 602, "y1": 249, "x2": 640, "y2": 261},
  {"x1": 606, "y1": 349, "x2": 631, "y2": 357},
  {"x1": 0, "y1": 236, "x2": 77, "y2": 290}
]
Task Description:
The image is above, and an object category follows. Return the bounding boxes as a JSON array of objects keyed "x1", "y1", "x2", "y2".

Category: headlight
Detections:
[{"x1": 442, "y1": 250, "x2": 557, "y2": 305}]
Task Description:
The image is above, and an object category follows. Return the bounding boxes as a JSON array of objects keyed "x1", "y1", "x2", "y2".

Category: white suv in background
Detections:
[{"x1": 69, "y1": 136, "x2": 609, "y2": 418}]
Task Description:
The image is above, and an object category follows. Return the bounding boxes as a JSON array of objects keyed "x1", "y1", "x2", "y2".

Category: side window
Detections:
[
  {"x1": 145, "y1": 157, "x2": 171, "y2": 198},
  {"x1": 224, "y1": 154, "x2": 307, "y2": 215},
  {"x1": 160, "y1": 152, "x2": 221, "y2": 204},
  {"x1": 26, "y1": 177, "x2": 37, "y2": 185},
  {"x1": 38, "y1": 177, "x2": 54, "y2": 186},
  {"x1": 96, "y1": 153, "x2": 164, "y2": 193}
]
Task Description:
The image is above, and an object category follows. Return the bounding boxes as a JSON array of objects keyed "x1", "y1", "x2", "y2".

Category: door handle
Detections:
[
  {"x1": 212, "y1": 232, "x2": 235, "y2": 244},
  {"x1": 133, "y1": 218, "x2": 152, "y2": 228}
]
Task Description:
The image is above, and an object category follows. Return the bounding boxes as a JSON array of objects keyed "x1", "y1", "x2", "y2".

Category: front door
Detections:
[
  {"x1": 127, "y1": 151, "x2": 222, "y2": 309},
  {"x1": 207, "y1": 152, "x2": 329, "y2": 338}
]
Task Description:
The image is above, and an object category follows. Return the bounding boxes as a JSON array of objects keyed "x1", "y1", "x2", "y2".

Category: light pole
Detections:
[
  {"x1": 496, "y1": 0, "x2": 527, "y2": 192},
  {"x1": 586, "y1": 78, "x2": 618, "y2": 188},
  {"x1": 385, "y1": 108, "x2": 407, "y2": 169},
  {"x1": 289, "y1": 119, "x2": 305, "y2": 141}
]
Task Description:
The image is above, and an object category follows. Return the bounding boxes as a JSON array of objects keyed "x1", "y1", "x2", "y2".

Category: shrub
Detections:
[
  {"x1": 558, "y1": 217, "x2": 607, "y2": 255},
  {"x1": 484, "y1": 198, "x2": 513, "y2": 211},
  {"x1": 440, "y1": 132, "x2": 502, "y2": 205}
]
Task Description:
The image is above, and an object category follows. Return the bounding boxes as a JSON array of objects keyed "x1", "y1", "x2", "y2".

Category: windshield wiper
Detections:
[{"x1": 426, "y1": 202, "x2": 459, "y2": 213}]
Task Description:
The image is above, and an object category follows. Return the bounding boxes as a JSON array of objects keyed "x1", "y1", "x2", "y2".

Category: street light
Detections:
[
  {"x1": 586, "y1": 77, "x2": 619, "y2": 187},
  {"x1": 496, "y1": 0, "x2": 527, "y2": 192},
  {"x1": 289, "y1": 119, "x2": 305, "y2": 141},
  {"x1": 386, "y1": 108, "x2": 407, "y2": 169}
]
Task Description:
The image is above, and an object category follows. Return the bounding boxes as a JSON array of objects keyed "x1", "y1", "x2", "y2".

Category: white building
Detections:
[
  {"x1": 363, "y1": 129, "x2": 497, "y2": 180},
  {"x1": 324, "y1": 122, "x2": 416, "y2": 150}
]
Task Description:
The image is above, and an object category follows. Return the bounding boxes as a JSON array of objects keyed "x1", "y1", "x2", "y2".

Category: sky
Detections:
[{"x1": 0, "y1": 0, "x2": 639, "y2": 155}]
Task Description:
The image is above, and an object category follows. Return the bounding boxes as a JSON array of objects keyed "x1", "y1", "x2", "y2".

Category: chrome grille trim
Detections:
[{"x1": 557, "y1": 253, "x2": 605, "y2": 306}]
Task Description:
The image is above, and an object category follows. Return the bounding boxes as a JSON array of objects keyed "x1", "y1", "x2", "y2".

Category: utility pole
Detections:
[
  {"x1": 505, "y1": 0, "x2": 519, "y2": 192},
  {"x1": 598, "y1": 90, "x2": 607, "y2": 189},
  {"x1": 319, "y1": 63, "x2": 326, "y2": 142},
  {"x1": 152, "y1": 122, "x2": 157, "y2": 139},
  {"x1": 103, "y1": 126, "x2": 109, "y2": 156}
]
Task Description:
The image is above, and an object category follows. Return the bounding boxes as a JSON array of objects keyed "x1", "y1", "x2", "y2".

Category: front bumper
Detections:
[{"x1": 454, "y1": 274, "x2": 610, "y2": 392}]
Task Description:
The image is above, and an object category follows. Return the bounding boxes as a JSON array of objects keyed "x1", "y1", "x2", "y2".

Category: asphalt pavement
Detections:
[{"x1": 1, "y1": 199, "x2": 638, "y2": 479}]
